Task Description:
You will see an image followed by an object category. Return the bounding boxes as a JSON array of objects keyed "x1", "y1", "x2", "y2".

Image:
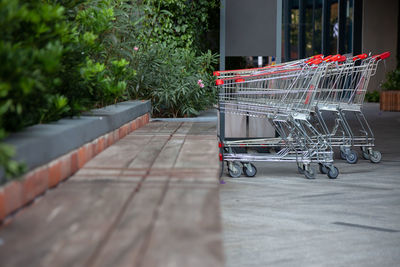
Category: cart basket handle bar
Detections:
[{"x1": 372, "y1": 51, "x2": 391, "y2": 61}]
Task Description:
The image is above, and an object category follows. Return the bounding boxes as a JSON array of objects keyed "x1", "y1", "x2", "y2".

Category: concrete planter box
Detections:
[
  {"x1": 0, "y1": 100, "x2": 151, "y2": 221},
  {"x1": 380, "y1": 91, "x2": 400, "y2": 111}
]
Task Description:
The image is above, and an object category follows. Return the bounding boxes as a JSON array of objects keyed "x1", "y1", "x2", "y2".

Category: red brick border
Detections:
[{"x1": 0, "y1": 113, "x2": 150, "y2": 222}]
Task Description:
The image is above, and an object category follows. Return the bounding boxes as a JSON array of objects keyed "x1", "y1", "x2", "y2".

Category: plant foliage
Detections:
[
  {"x1": 0, "y1": 0, "x2": 219, "y2": 181},
  {"x1": 382, "y1": 67, "x2": 400, "y2": 91}
]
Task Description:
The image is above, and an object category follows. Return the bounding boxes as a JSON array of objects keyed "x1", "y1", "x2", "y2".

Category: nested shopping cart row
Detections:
[{"x1": 215, "y1": 52, "x2": 390, "y2": 179}]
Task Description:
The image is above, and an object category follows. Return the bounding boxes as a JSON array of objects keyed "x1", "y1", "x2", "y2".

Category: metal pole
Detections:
[
  {"x1": 299, "y1": 0, "x2": 306, "y2": 58},
  {"x1": 338, "y1": 0, "x2": 347, "y2": 54},
  {"x1": 220, "y1": 0, "x2": 226, "y2": 70},
  {"x1": 353, "y1": 0, "x2": 363, "y2": 55},
  {"x1": 219, "y1": 0, "x2": 226, "y2": 149},
  {"x1": 276, "y1": 0, "x2": 283, "y2": 63},
  {"x1": 322, "y1": 0, "x2": 330, "y2": 55},
  {"x1": 284, "y1": 0, "x2": 291, "y2": 61}
]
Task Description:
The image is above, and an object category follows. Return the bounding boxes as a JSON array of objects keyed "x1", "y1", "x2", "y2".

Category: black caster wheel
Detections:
[
  {"x1": 361, "y1": 147, "x2": 370, "y2": 160},
  {"x1": 319, "y1": 163, "x2": 328, "y2": 174},
  {"x1": 304, "y1": 166, "x2": 316, "y2": 180},
  {"x1": 243, "y1": 163, "x2": 257, "y2": 177},
  {"x1": 345, "y1": 150, "x2": 358, "y2": 164},
  {"x1": 228, "y1": 162, "x2": 242, "y2": 178},
  {"x1": 370, "y1": 150, "x2": 382, "y2": 163},
  {"x1": 327, "y1": 166, "x2": 339, "y2": 179}
]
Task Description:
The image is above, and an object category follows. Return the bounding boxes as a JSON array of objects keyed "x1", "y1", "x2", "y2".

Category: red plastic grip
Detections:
[
  {"x1": 235, "y1": 78, "x2": 245, "y2": 83},
  {"x1": 378, "y1": 51, "x2": 391, "y2": 60},
  {"x1": 358, "y1": 53, "x2": 368, "y2": 59},
  {"x1": 372, "y1": 51, "x2": 391, "y2": 61},
  {"x1": 330, "y1": 54, "x2": 342, "y2": 62},
  {"x1": 311, "y1": 58, "x2": 323, "y2": 65},
  {"x1": 338, "y1": 55, "x2": 346, "y2": 62},
  {"x1": 323, "y1": 55, "x2": 333, "y2": 62},
  {"x1": 353, "y1": 53, "x2": 368, "y2": 61},
  {"x1": 213, "y1": 71, "x2": 220, "y2": 76},
  {"x1": 216, "y1": 79, "x2": 224, "y2": 85}
]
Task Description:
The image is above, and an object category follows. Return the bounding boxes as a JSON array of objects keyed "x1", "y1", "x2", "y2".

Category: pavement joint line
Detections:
[
  {"x1": 328, "y1": 183, "x2": 394, "y2": 191},
  {"x1": 300, "y1": 192, "x2": 343, "y2": 198},
  {"x1": 83, "y1": 166, "x2": 218, "y2": 173},
  {"x1": 134, "y1": 123, "x2": 188, "y2": 267},
  {"x1": 333, "y1": 222, "x2": 400, "y2": 233},
  {"x1": 86, "y1": 122, "x2": 184, "y2": 267},
  {"x1": 85, "y1": 134, "x2": 157, "y2": 267}
]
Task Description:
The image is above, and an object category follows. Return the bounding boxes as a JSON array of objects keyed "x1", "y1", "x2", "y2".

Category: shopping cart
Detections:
[
  {"x1": 311, "y1": 52, "x2": 390, "y2": 165},
  {"x1": 217, "y1": 58, "x2": 337, "y2": 179},
  {"x1": 216, "y1": 52, "x2": 390, "y2": 179}
]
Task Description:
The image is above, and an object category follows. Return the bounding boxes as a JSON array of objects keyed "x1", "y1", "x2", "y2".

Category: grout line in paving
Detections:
[
  {"x1": 134, "y1": 125, "x2": 188, "y2": 267},
  {"x1": 86, "y1": 122, "x2": 184, "y2": 267},
  {"x1": 332, "y1": 222, "x2": 400, "y2": 233}
]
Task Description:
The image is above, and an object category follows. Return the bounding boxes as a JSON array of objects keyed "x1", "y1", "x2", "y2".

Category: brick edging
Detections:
[{"x1": 0, "y1": 113, "x2": 150, "y2": 222}]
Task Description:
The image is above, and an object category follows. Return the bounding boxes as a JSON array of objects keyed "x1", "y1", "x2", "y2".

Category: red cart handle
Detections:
[
  {"x1": 309, "y1": 58, "x2": 323, "y2": 65},
  {"x1": 323, "y1": 55, "x2": 333, "y2": 62},
  {"x1": 329, "y1": 54, "x2": 342, "y2": 62},
  {"x1": 373, "y1": 51, "x2": 391, "y2": 61},
  {"x1": 216, "y1": 79, "x2": 224, "y2": 85},
  {"x1": 352, "y1": 53, "x2": 368, "y2": 61},
  {"x1": 338, "y1": 55, "x2": 347, "y2": 62}
]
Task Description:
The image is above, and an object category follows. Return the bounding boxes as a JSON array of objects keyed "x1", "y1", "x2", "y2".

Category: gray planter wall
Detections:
[{"x1": 1, "y1": 100, "x2": 151, "y2": 182}]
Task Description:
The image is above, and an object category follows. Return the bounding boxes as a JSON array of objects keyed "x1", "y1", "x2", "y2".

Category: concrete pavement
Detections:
[{"x1": 220, "y1": 103, "x2": 400, "y2": 267}]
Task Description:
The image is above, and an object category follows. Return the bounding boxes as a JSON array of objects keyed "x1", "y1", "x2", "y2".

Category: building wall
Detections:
[{"x1": 362, "y1": 0, "x2": 398, "y2": 91}]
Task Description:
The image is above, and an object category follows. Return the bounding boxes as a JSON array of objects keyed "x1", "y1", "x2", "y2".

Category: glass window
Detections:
[
  {"x1": 282, "y1": 0, "x2": 299, "y2": 61},
  {"x1": 281, "y1": 0, "x2": 353, "y2": 61},
  {"x1": 344, "y1": 0, "x2": 353, "y2": 53},
  {"x1": 330, "y1": 1, "x2": 339, "y2": 55},
  {"x1": 305, "y1": 0, "x2": 323, "y2": 57}
]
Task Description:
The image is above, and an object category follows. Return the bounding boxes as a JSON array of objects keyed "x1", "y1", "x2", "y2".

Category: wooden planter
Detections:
[{"x1": 380, "y1": 91, "x2": 400, "y2": 111}]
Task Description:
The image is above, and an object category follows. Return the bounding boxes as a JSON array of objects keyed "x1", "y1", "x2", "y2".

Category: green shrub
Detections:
[
  {"x1": 365, "y1": 90, "x2": 380, "y2": 102},
  {"x1": 382, "y1": 67, "x2": 400, "y2": 91},
  {"x1": 0, "y1": 0, "x2": 69, "y2": 180},
  {"x1": 138, "y1": 0, "x2": 219, "y2": 51},
  {"x1": 56, "y1": 0, "x2": 135, "y2": 112},
  {"x1": 0, "y1": 0, "x2": 134, "y2": 181},
  {"x1": 130, "y1": 44, "x2": 218, "y2": 117},
  {"x1": 0, "y1": 0, "x2": 70, "y2": 131},
  {"x1": 120, "y1": 0, "x2": 220, "y2": 117},
  {"x1": 0, "y1": 0, "x2": 219, "y2": 181}
]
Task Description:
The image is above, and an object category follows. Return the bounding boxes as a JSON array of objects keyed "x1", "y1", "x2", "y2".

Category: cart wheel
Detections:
[
  {"x1": 361, "y1": 147, "x2": 370, "y2": 160},
  {"x1": 327, "y1": 166, "x2": 339, "y2": 179},
  {"x1": 370, "y1": 150, "x2": 382, "y2": 163},
  {"x1": 340, "y1": 150, "x2": 347, "y2": 160},
  {"x1": 319, "y1": 163, "x2": 328, "y2": 174},
  {"x1": 228, "y1": 162, "x2": 242, "y2": 178},
  {"x1": 304, "y1": 166, "x2": 316, "y2": 179},
  {"x1": 243, "y1": 163, "x2": 257, "y2": 177},
  {"x1": 298, "y1": 165, "x2": 305, "y2": 174},
  {"x1": 345, "y1": 150, "x2": 358, "y2": 164},
  {"x1": 362, "y1": 151, "x2": 370, "y2": 160}
]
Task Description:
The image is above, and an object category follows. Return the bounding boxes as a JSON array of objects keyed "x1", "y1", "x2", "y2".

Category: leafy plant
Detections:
[
  {"x1": 382, "y1": 67, "x2": 400, "y2": 91},
  {"x1": 365, "y1": 90, "x2": 380, "y2": 102},
  {"x1": 129, "y1": 44, "x2": 218, "y2": 117},
  {"x1": 138, "y1": 0, "x2": 219, "y2": 51},
  {"x1": 0, "y1": 0, "x2": 219, "y2": 182}
]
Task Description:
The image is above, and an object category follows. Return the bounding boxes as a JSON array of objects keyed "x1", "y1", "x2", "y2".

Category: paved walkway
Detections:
[
  {"x1": 221, "y1": 104, "x2": 400, "y2": 267},
  {"x1": 0, "y1": 121, "x2": 223, "y2": 267}
]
